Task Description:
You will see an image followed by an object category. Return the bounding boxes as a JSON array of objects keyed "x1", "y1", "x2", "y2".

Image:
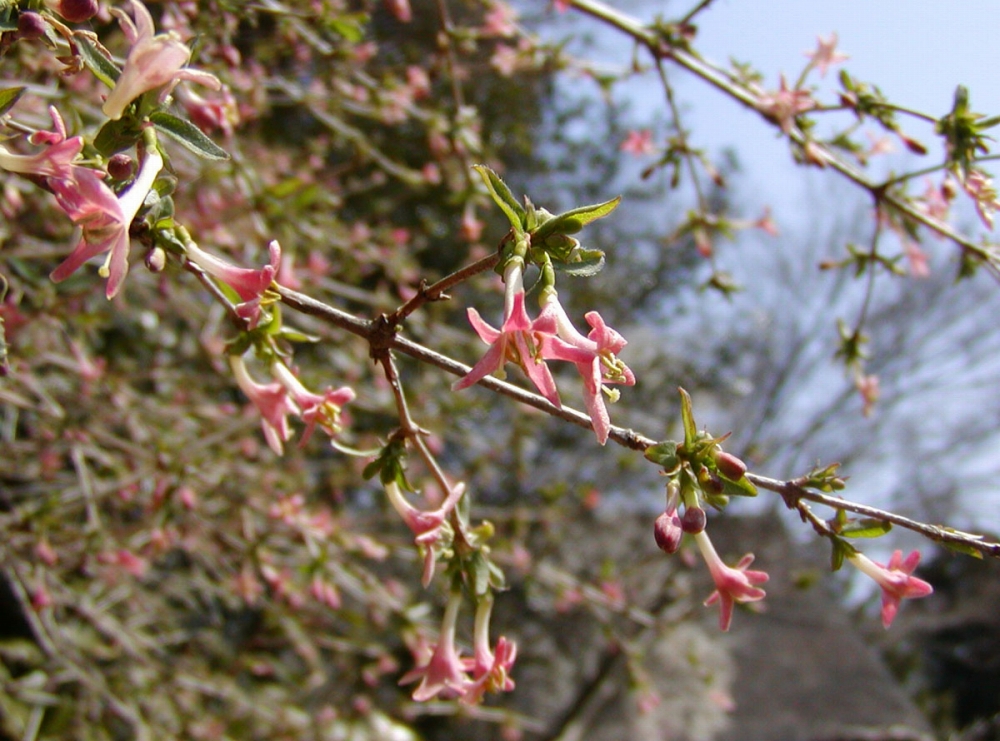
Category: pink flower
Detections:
[
  {"x1": 462, "y1": 597, "x2": 516, "y2": 705},
  {"x1": 848, "y1": 549, "x2": 933, "y2": 628},
  {"x1": 482, "y1": 3, "x2": 518, "y2": 37},
  {"x1": 804, "y1": 33, "x2": 848, "y2": 77},
  {"x1": 0, "y1": 107, "x2": 82, "y2": 179},
  {"x1": 536, "y1": 293, "x2": 635, "y2": 445},
  {"x1": 962, "y1": 170, "x2": 1000, "y2": 229},
  {"x1": 756, "y1": 76, "x2": 815, "y2": 133},
  {"x1": 271, "y1": 361, "x2": 355, "y2": 444},
  {"x1": 102, "y1": 0, "x2": 221, "y2": 121},
  {"x1": 229, "y1": 354, "x2": 297, "y2": 454},
  {"x1": 399, "y1": 592, "x2": 475, "y2": 701},
  {"x1": 454, "y1": 266, "x2": 568, "y2": 406},
  {"x1": 383, "y1": 479, "x2": 465, "y2": 586},
  {"x1": 49, "y1": 146, "x2": 163, "y2": 298},
  {"x1": 620, "y1": 129, "x2": 656, "y2": 156},
  {"x1": 183, "y1": 240, "x2": 280, "y2": 328},
  {"x1": 693, "y1": 530, "x2": 768, "y2": 631}
]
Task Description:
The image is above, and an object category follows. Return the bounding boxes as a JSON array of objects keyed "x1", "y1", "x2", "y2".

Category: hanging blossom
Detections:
[
  {"x1": 848, "y1": 549, "x2": 933, "y2": 629},
  {"x1": 400, "y1": 591, "x2": 473, "y2": 701},
  {"x1": 453, "y1": 261, "x2": 592, "y2": 407},
  {"x1": 49, "y1": 147, "x2": 163, "y2": 299},
  {"x1": 102, "y1": 0, "x2": 221, "y2": 121},
  {"x1": 0, "y1": 107, "x2": 83, "y2": 179},
  {"x1": 462, "y1": 596, "x2": 517, "y2": 705},
  {"x1": 183, "y1": 240, "x2": 280, "y2": 328},
  {"x1": 383, "y1": 479, "x2": 466, "y2": 586},
  {"x1": 693, "y1": 530, "x2": 769, "y2": 631},
  {"x1": 270, "y1": 362, "x2": 355, "y2": 446},
  {"x1": 536, "y1": 290, "x2": 635, "y2": 445},
  {"x1": 229, "y1": 354, "x2": 297, "y2": 455}
]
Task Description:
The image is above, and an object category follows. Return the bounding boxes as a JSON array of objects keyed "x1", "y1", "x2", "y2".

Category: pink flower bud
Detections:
[
  {"x1": 107, "y1": 154, "x2": 134, "y2": 181},
  {"x1": 680, "y1": 506, "x2": 706, "y2": 534},
  {"x1": 654, "y1": 509, "x2": 683, "y2": 554},
  {"x1": 17, "y1": 12, "x2": 47, "y2": 40},
  {"x1": 714, "y1": 450, "x2": 747, "y2": 480},
  {"x1": 46, "y1": 0, "x2": 99, "y2": 23}
]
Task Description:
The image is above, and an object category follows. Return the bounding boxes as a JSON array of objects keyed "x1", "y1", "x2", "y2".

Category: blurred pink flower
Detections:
[
  {"x1": 756, "y1": 76, "x2": 815, "y2": 133},
  {"x1": 848, "y1": 549, "x2": 933, "y2": 628},
  {"x1": 693, "y1": 530, "x2": 768, "y2": 631},
  {"x1": 229, "y1": 354, "x2": 297, "y2": 454},
  {"x1": 620, "y1": 129, "x2": 656, "y2": 156},
  {"x1": 103, "y1": 0, "x2": 221, "y2": 120},
  {"x1": 804, "y1": 33, "x2": 848, "y2": 77}
]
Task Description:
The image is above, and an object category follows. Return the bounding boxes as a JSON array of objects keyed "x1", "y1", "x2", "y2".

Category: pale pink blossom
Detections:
[
  {"x1": 756, "y1": 76, "x2": 815, "y2": 134},
  {"x1": 903, "y1": 240, "x2": 930, "y2": 279},
  {"x1": 804, "y1": 33, "x2": 848, "y2": 77},
  {"x1": 491, "y1": 44, "x2": 520, "y2": 77},
  {"x1": 102, "y1": 0, "x2": 221, "y2": 121},
  {"x1": 384, "y1": 0, "x2": 412, "y2": 23},
  {"x1": 962, "y1": 170, "x2": 1000, "y2": 229},
  {"x1": 693, "y1": 530, "x2": 768, "y2": 631},
  {"x1": 848, "y1": 549, "x2": 933, "y2": 628},
  {"x1": 620, "y1": 129, "x2": 656, "y2": 156},
  {"x1": 855, "y1": 373, "x2": 880, "y2": 417},
  {"x1": 482, "y1": 3, "x2": 518, "y2": 37},
  {"x1": 229, "y1": 354, "x2": 297, "y2": 454},
  {"x1": 917, "y1": 177, "x2": 953, "y2": 224}
]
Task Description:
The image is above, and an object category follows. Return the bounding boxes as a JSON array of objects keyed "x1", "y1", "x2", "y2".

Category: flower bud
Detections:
[
  {"x1": 45, "y1": 0, "x2": 99, "y2": 23},
  {"x1": 680, "y1": 506, "x2": 706, "y2": 534},
  {"x1": 653, "y1": 510, "x2": 683, "y2": 554},
  {"x1": 107, "y1": 154, "x2": 134, "y2": 181},
  {"x1": 145, "y1": 246, "x2": 167, "y2": 273},
  {"x1": 17, "y1": 12, "x2": 47, "y2": 40},
  {"x1": 714, "y1": 450, "x2": 747, "y2": 481}
]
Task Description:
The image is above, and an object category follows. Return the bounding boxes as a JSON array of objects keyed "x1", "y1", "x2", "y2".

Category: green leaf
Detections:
[
  {"x1": 0, "y1": 86, "x2": 25, "y2": 117},
  {"x1": 720, "y1": 474, "x2": 758, "y2": 498},
  {"x1": 829, "y1": 537, "x2": 856, "y2": 571},
  {"x1": 644, "y1": 440, "x2": 680, "y2": 472},
  {"x1": 678, "y1": 387, "x2": 698, "y2": 448},
  {"x1": 325, "y1": 14, "x2": 367, "y2": 42},
  {"x1": 473, "y1": 164, "x2": 525, "y2": 231},
  {"x1": 840, "y1": 518, "x2": 892, "y2": 538},
  {"x1": 73, "y1": 32, "x2": 121, "y2": 88},
  {"x1": 531, "y1": 196, "x2": 621, "y2": 241},
  {"x1": 94, "y1": 117, "x2": 144, "y2": 156},
  {"x1": 942, "y1": 539, "x2": 984, "y2": 559},
  {"x1": 558, "y1": 249, "x2": 605, "y2": 277},
  {"x1": 150, "y1": 111, "x2": 230, "y2": 161}
]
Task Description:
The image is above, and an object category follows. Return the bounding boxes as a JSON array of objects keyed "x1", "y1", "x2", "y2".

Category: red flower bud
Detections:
[
  {"x1": 47, "y1": 0, "x2": 99, "y2": 23},
  {"x1": 714, "y1": 450, "x2": 747, "y2": 480},
  {"x1": 681, "y1": 506, "x2": 706, "y2": 534},
  {"x1": 107, "y1": 154, "x2": 135, "y2": 181},
  {"x1": 17, "y1": 12, "x2": 47, "y2": 40}
]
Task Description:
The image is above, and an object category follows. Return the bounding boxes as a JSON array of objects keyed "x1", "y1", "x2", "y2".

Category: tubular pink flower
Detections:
[
  {"x1": 848, "y1": 549, "x2": 933, "y2": 629},
  {"x1": 462, "y1": 596, "x2": 517, "y2": 705},
  {"x1": 383, "y1": 479, "x2": 465, "y2": 586},
  {"x1": 102, "y1": 0, "x2": 221, "y2": 121},
  {"x1": 537, "y1": 292, "x2": 636, "y2": 445},
  {"x1": 229, "y1": 354, "x2": 298, "y2": 455},
  {"x1": 183, "y1": 240, "x2": 280, "y2": 328},
  {"x1": 693, "y1": 530, "x2": 768, "y2": 631},
  {"x1": 0, "y1": 108, "x2": 83, "y2": 179},
  {"x1": 49, "y1": 146, "x2": 163, "y2": 298},
  {"x1": 454, "y1": 265, "x2": 570, "y2": 406},
  {"x1": 399, "y1": 592, "x2": 474, "y2": 701},
  {"x1": 271, "y1": 361, "x2": 355, "y2": 444}
]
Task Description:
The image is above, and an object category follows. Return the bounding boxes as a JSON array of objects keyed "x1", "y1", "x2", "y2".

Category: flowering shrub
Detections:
[{"x1": 1, "y1": 0, "x2": 999, "y2": 738}]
